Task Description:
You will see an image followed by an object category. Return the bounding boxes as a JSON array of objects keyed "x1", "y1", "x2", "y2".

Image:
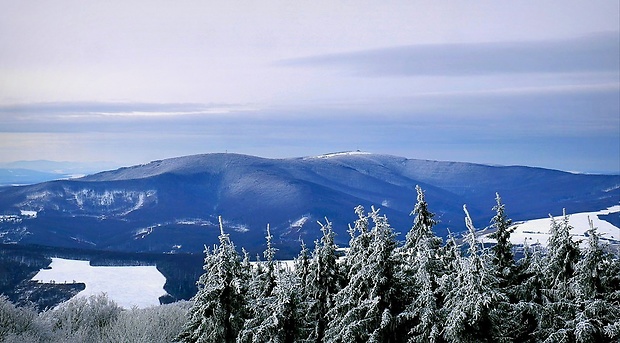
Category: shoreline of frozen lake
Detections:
[{"x1": 32, "y1": 258, "x2": 167, "y2": 309}]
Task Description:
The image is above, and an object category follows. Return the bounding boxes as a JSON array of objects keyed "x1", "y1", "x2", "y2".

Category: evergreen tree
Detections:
[
  {"x1": 543, "y1": 210, "x2": 580, "y2": 296},
  {"x1": 438, "y1": 230, "x2": 461, "y2": 282},
  {"x1": 571, "y1": 219, "x2": 620, "y2": 342},
  {"x1": 536, "y1": 210, "x2": 581, "y2": 342},
  {"x1": 304, "y1": 219, "x2": 341, "y2": 342},
  {"x1": 575, "y1": 218, "x2": 609, "y2": 299},
  {"x1": 176, "y1": 217, "x2": 246, "y2": 343},
  {"x1": 399, "y1": 186, "x2": 445, "y2": 342},
  {"x1": 342, "y1": 205, "x2": 373, "y2": 280},
  {"x1": 294, "y1": 240, "x2": 311, "y2": 296},
  {"x1": 487, "y1": 193, "x2": 516, "y2": 285},
  {"x1": 325, "y1": 207, "x2": 405, "y2": 343},
  {"x1": 238, "y1": 225, "x2": 284, "y2": 342},
  {"x1": 258, "y1": 224, "x2": 278, "y2": 298},
  {"x1": 442, "y1": 206, "x2": 511, "y2": 343},
  {"x1": 509, "y1": 242, "x2": 545, "y2": 342},
  {"x1": 239, "y1": 268, "x2": 306, "y2": 343},
  {"x1": 402, "y1": 185, "x2": 442, "y2": 254}
]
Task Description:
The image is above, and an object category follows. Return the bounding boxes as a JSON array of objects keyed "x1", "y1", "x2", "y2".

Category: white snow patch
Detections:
[
  {"x1": 134, "y1": 226, "x2": 154, "y2": 240},
  {"x1": 479, "y1": 206, "x2": 620, "y2": 248},
  {"x1": 232, "y1": 224, "x2": 250, "y2": 233},
  {"x1": 70, "y1": 237, "x2": 96, "y2": 246},
  {"x1": 603, "y1": 184, "x2": 620, "y2": 192},
  {"x1": 0, "y1": 214, "x2": 21, "y2": 223},
  {"x1": 26, "y1": 191, "x2": 52, "y2": 201},
  {"x1": 176, "y1": 218, "x2": 213, "y2": 226},
  {"x1": 66, "y1": 188, "x2": 156, "y2": 214},
  {"x1": 290, "y1": 216, "x2": 309, "y2": 229},
  {"x1": 311, "y1": 151, "x2": 372, "y2": 159},
  {"x1": 20, "y1": 210, "x2": 37, "y2": 218},
  {"x1": 250, "y1": 259, "x2": 296, "y2": 270},
  {"x1": 32, "y1": 258, "x2": 167, "y2": 309},
  {"x1": 221, "y1": 219, "x2": 250, "y2": 233}
]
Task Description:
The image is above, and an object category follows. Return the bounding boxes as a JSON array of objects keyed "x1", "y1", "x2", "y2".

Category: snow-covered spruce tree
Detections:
[
  {"x1": 509, "y1": 241, "x2": 545, "y2": 342},
  {"x1": 176, "y1": 217, "x2": 246, "y2": 343},
  {"x1": 487, "y1": 193, "x2": 516, "y2": 286},
  {"x1": 303, "y1": 219, "x2": 341, "y2": 342},
  {"x1": 486, "y1": 194, "x2": 538, "y2": 341},
  {"x1": 535, "y1": 210, "x2": 581, "y2": 342},
  {"x1": 341, "y1": 206, "x2": 373, "y2": 282},
  {"x1": 238, "y1": 267, "x2": 305, "y2": 343},
  {"x1": 239, "y1": 248, "x2": 253, "y2": 300},
  {"x1": 294, "y1": 240, "x2": 311, "y2": 297},
  {"x1": 442, "y1": 205, "x2": 511, "y2": 343},
  {"x1": 398, "y1": 185, "x2": 445, "y2": 343},
  {"x1": 402, "y1": 185, "x2": 442, "y2": 255},
  {"x1": 290, "y1": 239, "x2": 318, "y2": 341},
  {"x1": 254, "y1": 224, "x2": 278, "y2": 299},
  {"x1": 438, "y1": 230, "x2": 461, "y2": 283},
  {"x1": 325, "y1": 206, "x2": 406, "y2": 343},
  {"x1": 570, "y1": 219, "x2": 620, "y2": 342},
  {"x1": 239, "y1": 224, "x2": 306, "y2": 343},
  {"x1": 575, "y1": 218, "x2": 615, "y2": 300},
  {"x1": 543, "y1": 210, "x2": 580, "y2": 297}
]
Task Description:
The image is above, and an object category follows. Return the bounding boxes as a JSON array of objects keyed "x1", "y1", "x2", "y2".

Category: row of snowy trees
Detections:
[
  {"x1": 178, "y1": 186, "x2": 620, "y2": 343},
  {"x1": 0, "y1": 293, "x2": 190, "y2": 342}
]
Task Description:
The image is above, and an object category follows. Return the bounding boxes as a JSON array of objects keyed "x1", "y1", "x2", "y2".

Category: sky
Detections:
[{"x1": 1, "y1": 1, "x2": 619, "y2": 173}]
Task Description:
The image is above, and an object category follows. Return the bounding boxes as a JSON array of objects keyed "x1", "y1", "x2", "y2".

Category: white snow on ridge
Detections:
[
  {"x1": 479, "y1": 206, "x2": 620, "y2": 248},
  {"x1": 32, "y1": 258, "x2": 167, "y2": 309},
  {"x1": 311, "y1": 151, "x2": 372, "y2": 159}
]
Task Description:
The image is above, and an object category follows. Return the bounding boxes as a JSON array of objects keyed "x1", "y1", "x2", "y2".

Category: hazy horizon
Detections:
[{"x1": 1, "y1": 151, "x2": 619, "y2": 176}]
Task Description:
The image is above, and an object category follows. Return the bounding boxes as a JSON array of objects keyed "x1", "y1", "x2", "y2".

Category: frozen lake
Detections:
[{"x1": 32, "y1": 258, "x2": 167, "y2": 308}]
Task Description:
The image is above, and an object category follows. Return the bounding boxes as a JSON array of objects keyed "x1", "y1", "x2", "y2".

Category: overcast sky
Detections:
[{"x1": 1, "y1": 1, "x2": 618, "y2": 173}]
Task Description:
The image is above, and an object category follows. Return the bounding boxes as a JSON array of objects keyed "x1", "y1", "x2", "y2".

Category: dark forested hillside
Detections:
[{"x1": 0, "y1": 152, "x2": 617, "y2": 258}]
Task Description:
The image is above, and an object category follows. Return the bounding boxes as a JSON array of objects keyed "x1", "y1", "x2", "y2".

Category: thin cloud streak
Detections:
[
  {"x1": 278, "y1": 32, "x2": 620, "y2": 77},
  {"x1": 1, "y1": 85, "x2": 617, "y2": 136},
  {"x1": 0, "y1": 102, "x2": 260, "y2": 121}
]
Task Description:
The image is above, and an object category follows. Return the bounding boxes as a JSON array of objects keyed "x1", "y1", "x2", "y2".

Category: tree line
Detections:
[{"x1": 178, "y1": 186, "x2": 620, "y2": 343}]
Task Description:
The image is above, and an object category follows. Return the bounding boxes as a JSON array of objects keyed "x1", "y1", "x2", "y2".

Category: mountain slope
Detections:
[{"x1": 0, "y1": 152, "x2": 618, "y2": 258}]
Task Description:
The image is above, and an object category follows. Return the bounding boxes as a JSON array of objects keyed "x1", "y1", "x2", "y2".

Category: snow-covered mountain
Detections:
[{"x1": 0, "y1": 152, "x2": 618, "y2": 257}]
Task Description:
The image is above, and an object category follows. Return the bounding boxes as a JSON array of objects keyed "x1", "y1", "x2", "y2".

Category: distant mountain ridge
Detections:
[
  {"x1": 0, "y1": 160, "x2": 120, "y2": 186},
  {"x1": 0, "y1": 152, "x2": 618, "y2": 258}
]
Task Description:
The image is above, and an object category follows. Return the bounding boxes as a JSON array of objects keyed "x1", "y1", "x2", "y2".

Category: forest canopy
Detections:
[{"x1": 1, "y1": 187, "x2": 618, "y2": 343}]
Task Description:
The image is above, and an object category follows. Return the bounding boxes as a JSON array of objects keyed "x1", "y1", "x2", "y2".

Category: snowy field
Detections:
[
  {"x1": 479, "y1": 206, "x2": 620, "y2": 248},
  {"x1": 32, "y1": 258, "x2": 167, "y2": 308}
]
